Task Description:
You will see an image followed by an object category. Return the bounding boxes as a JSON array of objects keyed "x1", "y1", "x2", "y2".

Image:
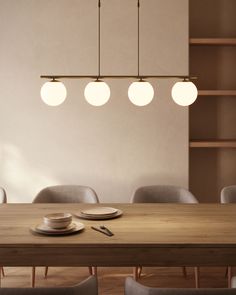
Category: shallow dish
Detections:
[
  {"x1": 80, "y1": 207, "x2": 118, "y2": 217},
  {"x1": 31, "y1": 222, "x2": 84, "y2": 236},
  {"x1": 75, "y1": 209, "x2": 123, "y2": 220}
]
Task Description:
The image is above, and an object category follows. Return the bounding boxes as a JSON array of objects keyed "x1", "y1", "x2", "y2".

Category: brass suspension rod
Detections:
[{"x1": 40, "y1": 75, "x2": 197, "y2": 80}]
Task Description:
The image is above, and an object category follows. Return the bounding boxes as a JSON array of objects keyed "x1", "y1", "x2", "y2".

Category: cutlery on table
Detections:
[
  {"x1": 91, "y1": 226, "x2": 114, "y2": 237},
  {"x1": 100, "y1": 225, "x2": 114, "y2": 236}
]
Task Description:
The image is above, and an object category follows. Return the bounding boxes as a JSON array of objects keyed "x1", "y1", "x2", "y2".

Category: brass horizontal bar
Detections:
[{"x1": 40, "y1": 75, "x2": 197, "y2": 80}]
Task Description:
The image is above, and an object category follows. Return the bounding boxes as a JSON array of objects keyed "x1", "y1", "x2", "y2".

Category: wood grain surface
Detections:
[
  {"x1": 0, "y1": 203, "x2": 236, "y2": 267},
  {"x1": 189, "y1": 38, "x2": 236, "y2": 45}
]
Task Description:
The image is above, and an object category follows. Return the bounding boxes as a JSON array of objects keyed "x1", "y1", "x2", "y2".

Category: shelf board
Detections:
[
  {"x1": 190, "y1": 38, "x2": 236, "y2": 45},
  {"x1": 198, "y1": 90, "x2": 236, "y2": 96},
  {"x1": 190, "y1": 140, "x2": 236, "y2": 148}
]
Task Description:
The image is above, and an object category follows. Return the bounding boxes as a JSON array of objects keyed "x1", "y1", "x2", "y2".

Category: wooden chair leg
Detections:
[
  {"x1": 44, "y1": 267, "x2": 49, "y2": 278},
  {"x1": 182, "y1": 267, "x2": 187, "y2": 277},
  {"x1": 133, "y1": 267, "x2": 139, "y2": 281},
  {"x1": 92, "y1": 267, "x2": 97, "y2": 276},
  {"x1": 228, "y1": 267, "x2": 232, "y2": 288},
  {"x1": 225, "y1": 267, "x2": 229, "y2": 278},
  {"x1": 31, "y1": 267, "x2": 35, "y2": 288},
  {"x1": 138, "y1": 266, "x2": 142, "y2": 278},
  {"x1": 194, "y1": 267, "x2": 200, "y2": 288},
  {"x1": 1, "y1": 268, "x2": 4, "y2": 277},
  {"x1": 88, "y1": 267, "x2": 93, "y2": 275}
]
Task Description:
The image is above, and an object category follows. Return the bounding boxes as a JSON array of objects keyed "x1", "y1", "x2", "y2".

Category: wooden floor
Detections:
[{"x1": 0, "y1": 266, "x2": 231, "y2": 294}]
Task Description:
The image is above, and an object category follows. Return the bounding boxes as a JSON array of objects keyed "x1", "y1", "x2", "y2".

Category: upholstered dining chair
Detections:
[
  {"x1": 231, "y1": 276, "x2": 236, "y2": 288},
  {"x1": 0, "y1": 187, "x2": 7, "y2": 283},
  {"x1": 0, "y1": 187, "x2": 6, "y2": 204},
  {"x1": 221, "y1": 185, "x2": 236, "y2": 204},
  {"x1": 221, "y1": 185, "x2": 236, "y2": 288},
  {"x1": 131, "y1": 185, "x2": 200, "y2": 288},
  {"x1": 0, "y1": 276, "x2": 97, "y2": 295},
  {"x1": 125, "y1": 277, "x2": 236, "y2": 295},
  {"x1": 32, "y1": 185, "x2": 99, "y2": 288}
]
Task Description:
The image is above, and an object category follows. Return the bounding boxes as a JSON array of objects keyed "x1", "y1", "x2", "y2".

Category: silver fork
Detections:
[{"x1": 100, "y1": 225, "x2": 114, "y2": 236}]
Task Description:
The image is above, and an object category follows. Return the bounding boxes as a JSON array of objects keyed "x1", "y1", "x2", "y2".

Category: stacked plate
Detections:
[
  {"x1": 31, "y1": 213, "x2": 85, "y2": 236},
  {"x1": 75, "y1": 206, "x2": 123, "y2": 220}
]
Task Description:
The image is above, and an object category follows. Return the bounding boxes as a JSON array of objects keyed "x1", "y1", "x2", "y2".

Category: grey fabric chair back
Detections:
[
  {"x1": 231, "y1": 276, "x2": 236, "y2": 287},
  {"x1": 131, "y1": 185, "x2": 198, "y2": 204},
  {"x1": 0, "y1": 276, "x2": 97, "y2": 295},
  {"x1": 125, "y1": 277, "x2": 236, "y2": 295},
  {"x1": 221, "y1": 185, "x2": 236, "y2": 203},
  {"x1": 0, "y1": 187, "x2": 7, "y2": 204},
  {"x1": 33, "y1": 185, "x2": 99, "y2": 204}
]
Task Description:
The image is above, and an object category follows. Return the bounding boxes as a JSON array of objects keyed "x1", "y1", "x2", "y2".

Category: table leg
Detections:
[
  {"x1": 194, "y1": 267, "x2": 200, "y2": 288},
  {"x1": 228, "y1": 267, "x2": 232, "y2": 288},
  {"x1": 31, "y1": 267, "x2": 35, "y2": 288},
  {"x1": 182, "y1": 267, "x2": 187, "y2": 277}
]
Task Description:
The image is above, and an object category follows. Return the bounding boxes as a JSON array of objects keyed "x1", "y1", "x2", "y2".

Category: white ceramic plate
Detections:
[
  {"x1": 75, "y1": 209, "x2": 123, "y2": 220},
  {"x1": 31, "y1": 222, "x2": 85, "y2": 236},
  {"x1": 80, "y1": 207, "x2": 118, "y2": 217}
]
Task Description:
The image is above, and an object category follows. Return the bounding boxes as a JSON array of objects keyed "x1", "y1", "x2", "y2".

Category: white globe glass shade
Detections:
[
  {"x1": 84, "y1": 81, "x2": 110, "y2": 106},
  {"x1": 128, "y1": 81, "x2": 154, "y2": 106},
  {"x1": 171, "y1": 81, "x2": 198, "y2": 106},
  {"x1": 40, "y1": 81, "x2": 67, "y2": 106}
]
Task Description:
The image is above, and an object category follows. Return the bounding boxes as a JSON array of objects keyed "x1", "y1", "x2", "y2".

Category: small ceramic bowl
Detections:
[{"x1": 43, "y1": 213, "x2": 72, "y2": 229}]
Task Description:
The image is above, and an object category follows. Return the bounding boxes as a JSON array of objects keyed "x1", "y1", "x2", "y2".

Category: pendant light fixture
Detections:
[
  {"x1": 171, "y1": 78, "x2": 198, "y2": 106},
  {"x1": 40, "y1": 0, "x2": 198, "y2": 107},
  {"x1": 84, "y1": 0, "x2": 110, "y2": 106},
  {"x1": 128, "y1": 0, "x2": 154, "y2": 106},
  {"x1": 40, "y1": 78, "x2": 67, "y2": 106}
]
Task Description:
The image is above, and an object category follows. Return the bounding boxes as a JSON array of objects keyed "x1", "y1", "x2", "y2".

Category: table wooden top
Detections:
[{"x1": 0, "y1": 203, "x2": 236, "y2": 248}]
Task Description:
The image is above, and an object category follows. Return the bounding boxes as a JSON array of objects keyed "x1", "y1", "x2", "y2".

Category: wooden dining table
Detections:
[{"x1": 0, "y1": 203, "x2": 236, "y2": 267}]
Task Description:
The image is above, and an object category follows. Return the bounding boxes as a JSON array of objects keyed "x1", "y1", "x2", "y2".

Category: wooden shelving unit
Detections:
[
  {"x1": 198, "y1": 90, "x2": 236, "y2": 96},
  {"x1": 190, "y1": 38, "x2": 236, "y2": 45},
  {"x1": 189, "y1": 0, "x2": 236, "y2": 202},
  {"x1": 191, "y1": 74, "x2": 236, "y2": 152},
  {"x1": 190, "y1": 140, "x2": 236, "y2": 148}
]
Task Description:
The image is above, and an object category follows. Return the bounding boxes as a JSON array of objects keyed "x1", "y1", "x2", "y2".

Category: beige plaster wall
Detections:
[{"x1": 0, "y1": 0, "x2": 189, "y2": 202}]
